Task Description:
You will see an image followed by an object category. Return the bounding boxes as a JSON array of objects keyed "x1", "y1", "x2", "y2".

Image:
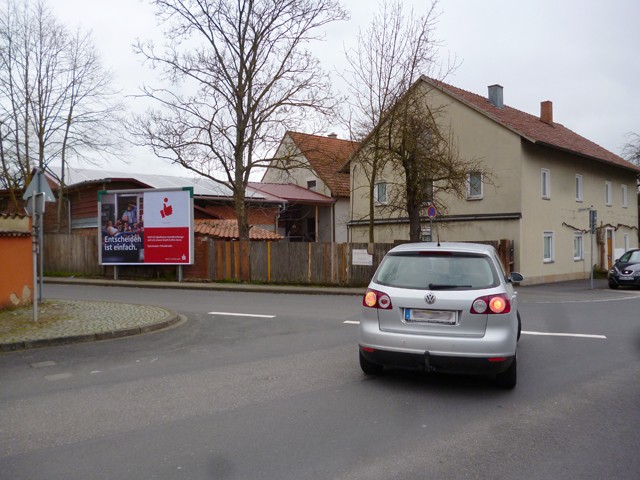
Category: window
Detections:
[
  {"x1": 541, "y1": 169, "x2": 551, "y2": 199},
  {"x1": 575, "y1": 174, "x2": 583, "y2": 202},
  {"x1": 622, "y1": 184, "x2": 628, "y2": 208},
  {"x1": 374, "y1": 252, "x2": 499, "y2": 290},
  {"x1": 374, "y1": 182, "x2": 387, "y2": 204},
  {"x1": 467, "y1": 172, "x2": 483, "y2": 199},
  {"x1": 605, "y1": 181, "x2": 612, "y2": 206},
  {"x1": 307, "y1": 180, "x2": 316, "y2": 191},
  {"x1": 573, "y1": 232, "x2": 584, "y2": 261},
  {"x1": 543, "y1": 231, "x2": 554, "y2": 263}
]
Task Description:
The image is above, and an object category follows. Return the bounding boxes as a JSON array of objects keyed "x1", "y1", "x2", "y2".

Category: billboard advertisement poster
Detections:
[{"x1": 98, "y1": 187, "x2": 194, "y2": 265}]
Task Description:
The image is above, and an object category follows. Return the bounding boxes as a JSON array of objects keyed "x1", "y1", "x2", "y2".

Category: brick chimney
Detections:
[
  {"x1": 488, "y1": 84, "x2": 503, "y2": 109},
  {"x1": 540, "y1": 101, "x2": 553, "y2": 124}
]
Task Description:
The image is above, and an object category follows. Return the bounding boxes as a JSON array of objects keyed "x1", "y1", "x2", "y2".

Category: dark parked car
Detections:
[{"x1": 608, "y1": 249, "x2": 640, "y2": 289}]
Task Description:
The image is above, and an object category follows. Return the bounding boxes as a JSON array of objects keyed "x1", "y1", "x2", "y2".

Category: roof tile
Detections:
[
  {"x1": 194, "y1": 219, "x2": 281, "y2": 241},
  {"x1": 427, "y1": 77, "x2": 640, "y2": 173},
  {"x1": 287, "y1": 132, "x2": 359, "y2": 197}
]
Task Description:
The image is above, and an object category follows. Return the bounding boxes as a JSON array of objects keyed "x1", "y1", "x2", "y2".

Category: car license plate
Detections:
[
  {"x1": 619, "y1": 275, "x2": 633, "y2": 281},
  {"x1": 405, "y1": 308, "x2": 456, "y2": 325}
]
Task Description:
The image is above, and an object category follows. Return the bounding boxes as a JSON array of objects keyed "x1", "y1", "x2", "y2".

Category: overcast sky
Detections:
[{"x1": 48, "y1": 0, "x2": 640, "y2": 175}]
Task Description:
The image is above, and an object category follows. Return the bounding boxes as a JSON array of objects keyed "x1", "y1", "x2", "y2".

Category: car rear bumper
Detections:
[{"x1": 359, "y1": 346, "x2": 514, "y2": 374}]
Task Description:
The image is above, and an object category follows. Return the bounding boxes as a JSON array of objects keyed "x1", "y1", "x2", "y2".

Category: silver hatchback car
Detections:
[{"x1": 359, "y1": 242, "x2": 523, "y2": 388}]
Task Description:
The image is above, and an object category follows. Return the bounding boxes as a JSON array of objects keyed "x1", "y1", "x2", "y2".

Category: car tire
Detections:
[
  {"x1": 495, "y1": 355, "x2": 517, "y2": 389},
  {"x1": 608, "y1": 282, "x2": 619, "y2": 289},
  {"x1": 359, "y1": 351, "x2": 383, "y2": 375},
  {"x1": 517, "y1": 311, "x2": 522, "y2": 341}
]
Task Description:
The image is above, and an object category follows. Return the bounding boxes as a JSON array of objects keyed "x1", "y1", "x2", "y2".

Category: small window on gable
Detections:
[
  {"x1": 605, "y1": 181, "x2": 612, "y2": 206},
  {"x1": 307, "y1": 180, "x2": 317, "y2": 191},
  {"x1": 467, "y1": 172, "x2": 483, "y2": 200},
  {"x1": 374, "y1": 182, "x2": 387, "y2": 205},
  {"x1": 621, "y1": 184, "x2": 628, "y2": 208},
  {"x1": 575, "y1": 174, "x2": 583, "y2": 202},
  {"x1": 541, "y1": 169, "x2": 551, "y2": 199}
]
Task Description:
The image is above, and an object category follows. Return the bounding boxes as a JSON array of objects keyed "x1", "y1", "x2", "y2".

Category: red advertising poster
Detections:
[{"x1": 99, "y1": 188, "x2": 193, "y2": 265}]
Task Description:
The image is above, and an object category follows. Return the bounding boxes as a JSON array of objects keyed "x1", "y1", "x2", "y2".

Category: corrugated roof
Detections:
[
  {"x1": 423, "y1": 77, "x2": 640, "y2": 173},
  {"x1": 46, "y1": 166, "x2": 268, "y2": 199},
  {"x1": 247, "y1": 182, "x2": 335, "y2": 204},
  {"x1": 194, "y1": 219, "x2": 281, "y2": 241},
  {"x1": 286, "y1": 132, "x2": 358, "y2": 197}
]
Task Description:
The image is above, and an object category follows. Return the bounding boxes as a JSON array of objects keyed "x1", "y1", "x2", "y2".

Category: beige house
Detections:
[
  {"x1": 261, "y1": 131, "x2": 358, "y2": 242},
  {"x1": 347, "y1": 76, "x2": 640, "y2": 284}
]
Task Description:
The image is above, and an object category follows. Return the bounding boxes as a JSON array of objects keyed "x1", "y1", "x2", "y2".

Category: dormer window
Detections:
[{"x1": 307, "y1": 180, "x2": 316, "y2": 191}]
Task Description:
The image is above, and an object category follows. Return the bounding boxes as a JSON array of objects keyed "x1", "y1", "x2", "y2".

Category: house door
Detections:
[{"x1": 606, "y1": 229, "x2": 614, "y2": 269}]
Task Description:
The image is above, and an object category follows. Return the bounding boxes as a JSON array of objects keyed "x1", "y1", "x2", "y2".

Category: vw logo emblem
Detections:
[{"x1": 424, "y1": 293, "x2": 436, "y2": 305}]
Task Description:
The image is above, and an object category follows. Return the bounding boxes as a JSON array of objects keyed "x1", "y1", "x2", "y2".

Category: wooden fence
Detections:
[{"x1": 42, "y1": 234, "x2": 512, "y2": 287}]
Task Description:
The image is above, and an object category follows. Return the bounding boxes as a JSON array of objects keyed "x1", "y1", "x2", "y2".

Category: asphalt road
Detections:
[{"x1": 1, "y1": 284, "x2": 639, "y2": 480}]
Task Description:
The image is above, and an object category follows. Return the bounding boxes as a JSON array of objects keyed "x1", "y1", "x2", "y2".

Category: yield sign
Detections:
[{"x1": 23, "y1": 170, "x2": 56, "y2": 202}]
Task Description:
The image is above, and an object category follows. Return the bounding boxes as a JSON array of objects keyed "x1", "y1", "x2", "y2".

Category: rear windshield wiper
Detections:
[{"x1": 428, "y1": 283, "x2": 472, "y2": 290}]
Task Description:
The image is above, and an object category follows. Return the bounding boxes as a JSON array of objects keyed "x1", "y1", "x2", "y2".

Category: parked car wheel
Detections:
[
  {"x1": 359, "y1": 350, "x2": 384, "y2": 375},
  {"x1": 495, "y1": 355, "x2": 517, "y2": 389},
  {"x1": 517, "y1": 311, "x2": 522, "y2": 341}
]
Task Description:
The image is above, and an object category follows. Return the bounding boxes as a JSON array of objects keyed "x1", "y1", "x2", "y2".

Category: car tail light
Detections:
[
  {"x1": 470, "y1": 294, "x2": 511, "y2": 314},
  {"x1": 363, "y1": 288, "x2": 393, "y2": 309}
]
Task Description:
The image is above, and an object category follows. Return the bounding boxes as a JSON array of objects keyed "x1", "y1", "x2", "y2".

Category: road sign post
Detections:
[{"x1": 23, "y1": 169, "x2": 56, "y2": 311}]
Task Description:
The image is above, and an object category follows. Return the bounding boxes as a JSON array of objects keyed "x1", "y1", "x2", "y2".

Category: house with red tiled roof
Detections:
[
  {"x1": 347, "y1": 76, "x2": 640, "y2": 284},
  {"x1": 261, "y1": 131, "x2": 358, "y2": 242}
]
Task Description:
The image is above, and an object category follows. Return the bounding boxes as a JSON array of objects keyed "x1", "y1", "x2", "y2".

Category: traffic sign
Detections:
[{"x1": 23, "y1": 170, "x2": 55, "y2": 203}]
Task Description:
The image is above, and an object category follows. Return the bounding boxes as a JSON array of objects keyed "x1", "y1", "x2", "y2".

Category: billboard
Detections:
[{"x1": 98, "y1": 187, "x2": 194, "y2": 265}]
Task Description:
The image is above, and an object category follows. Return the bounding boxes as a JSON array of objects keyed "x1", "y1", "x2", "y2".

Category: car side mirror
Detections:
[{"x1": 509, "y1": 272, "x2": 524, "y2": 284}]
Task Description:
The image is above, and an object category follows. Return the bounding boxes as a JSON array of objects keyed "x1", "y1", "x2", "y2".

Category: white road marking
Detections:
[
  {"x1": 522, "y1": 331, "x2": 607, "y2": 339},
  {"x1": 45, "y1": 373, "x2": 73, "y2": 381},
  {"x1": 343, "y1": 320, "x2": 360, "y2": 325},
  {"x1": 31, "y1": 361, "x2": 57, "y2": 368},
  {"x1": 208, "y1": 311, "x2": 276, "y2": 318}
]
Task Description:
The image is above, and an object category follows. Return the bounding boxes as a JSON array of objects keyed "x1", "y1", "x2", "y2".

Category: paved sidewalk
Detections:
[
  {"x1": 0, "y1": 299, "x2": 180, "y2": 352},
  {"x1": 1, "y1": 277, "x2": 638, "y2": 352}
]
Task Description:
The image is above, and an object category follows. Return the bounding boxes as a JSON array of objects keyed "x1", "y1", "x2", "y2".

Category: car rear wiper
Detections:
[{"x1": 428, "y1": 283, "x2": 472, "y2": 290}]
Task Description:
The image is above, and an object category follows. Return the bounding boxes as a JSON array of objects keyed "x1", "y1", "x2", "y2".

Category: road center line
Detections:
[
  {"x1": 522, "y1": 331, "x2": 607, "y2": 339},
  {"x1": 208, "y1": 311, "x2": 276, "y2": 318},
  {"x1": 343, "y1": 320, "x2": 360, "y2": 325}
]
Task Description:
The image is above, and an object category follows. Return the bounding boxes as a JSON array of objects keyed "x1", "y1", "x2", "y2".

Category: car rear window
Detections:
[{"x1": 373, "y1": 252, "x2": 499, "y2": 290}]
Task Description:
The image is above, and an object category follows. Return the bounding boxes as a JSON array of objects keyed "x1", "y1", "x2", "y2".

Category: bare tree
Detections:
[
  {"x1": 622, "y1": 133, "x2": 640, "y2": 166},
  {"x1": 0, "y1": 0, "x2": 123, "y2": 226},
  {"x1": 343, "y1": 0, "x2": 444, "y2": 242},
  {"x1": 131, "y1": 0, "x2": 348, "y2": 240},
  {"x1": 381, "y1": 87, "x2": 485, "y2": 241},
  {"x1": 53, "y1": 28, "x2": 123, "y2": 231}
]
